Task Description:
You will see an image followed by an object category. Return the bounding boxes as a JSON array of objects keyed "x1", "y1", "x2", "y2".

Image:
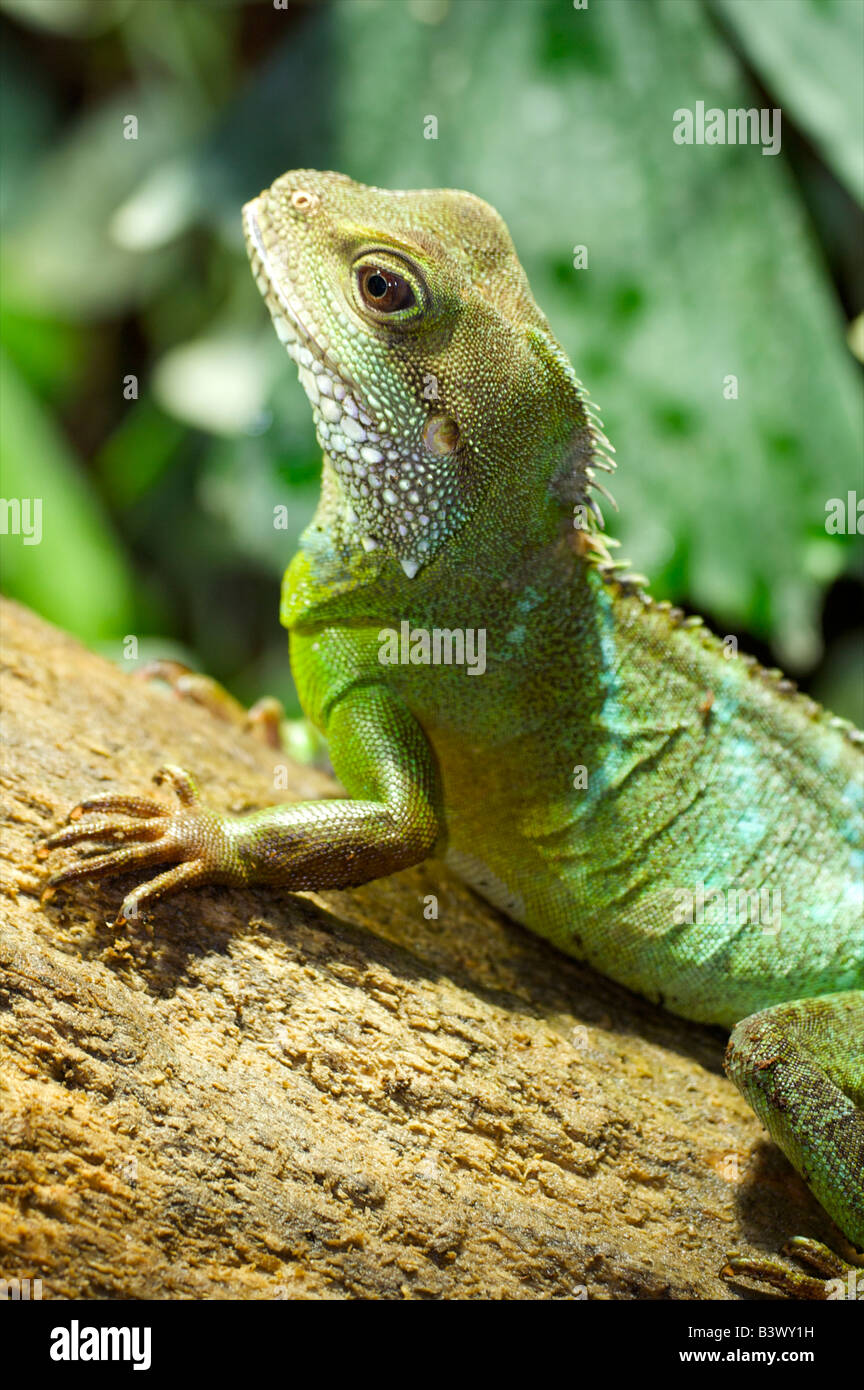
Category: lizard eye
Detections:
[
  {"x1": 351, "y1": 254, "x2": 426, "y2": 322},
  {"x1": 357, "y1": 264, "x2": 416, "y2": 313}
]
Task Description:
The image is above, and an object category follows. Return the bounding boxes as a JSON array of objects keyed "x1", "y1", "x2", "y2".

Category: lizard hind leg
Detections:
[
  {"x1": 722, "y1": 991, "x2": 864, "y2": 1298},
  {"x1": 136, "y1": 659, "x2": 327, "y2": 765},
  {"x1": 136, "y1": 659, "x2": 285, "y2": 749}
]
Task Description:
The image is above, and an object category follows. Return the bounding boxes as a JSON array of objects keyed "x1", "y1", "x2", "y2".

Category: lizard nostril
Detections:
[{"x1": 290, "y1": 188, "x2": 319, "y2": 213}]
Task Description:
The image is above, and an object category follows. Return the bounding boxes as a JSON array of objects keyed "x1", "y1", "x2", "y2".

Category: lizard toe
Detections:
[
  {"x1": 118, "y1": 861, "x2": 216, "y2": 923},
  {"x1": 40, "y1": 815, "x2": 165, "y2": 854},
  {"x1": 41, "y1": 840, "x2": 177, "y2": 902},
  {"x1": 153, "y1": 764, "x2": 202, "y2": 805},
  {"x1": 722, "y1": 1240, "x2": 862, "y2": 1299},
  {"x1": 70, "y1": 792, "x2": 167, "y2": 819}
]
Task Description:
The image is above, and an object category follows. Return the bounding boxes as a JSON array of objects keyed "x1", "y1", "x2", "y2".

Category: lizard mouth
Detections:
[
  {"x1": 243, "y1": 198, "x2": 442, "y2": 576},
  {"x1": 244, "y1": 200, "x2": 362, "y2": 404}
]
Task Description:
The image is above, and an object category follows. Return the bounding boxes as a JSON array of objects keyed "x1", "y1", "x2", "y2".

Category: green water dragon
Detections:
[{"x1": 44, "y1": 170, "x2": 863, "y2": 1299}]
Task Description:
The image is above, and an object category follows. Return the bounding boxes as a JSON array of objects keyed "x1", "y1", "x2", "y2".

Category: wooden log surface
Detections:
[{"x1": 0, "y1": 597, "x2": 836, "y2": 1300}]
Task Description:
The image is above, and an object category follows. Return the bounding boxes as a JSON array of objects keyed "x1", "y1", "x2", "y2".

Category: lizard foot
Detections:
[
  {"x1": 722, "y1": 1237, "x2": 863, "y2": 1299},
  {"x1": 137, "y1": 659, "x2": 284, "y2": 749},
  {"x1": 39, "y1": 764, "x2": 248, "y2": 923}
]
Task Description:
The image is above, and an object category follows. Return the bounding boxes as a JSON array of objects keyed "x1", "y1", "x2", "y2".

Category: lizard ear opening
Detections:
[{"x1": 422, "y1": 413, "x2": 460, "y2": 456}]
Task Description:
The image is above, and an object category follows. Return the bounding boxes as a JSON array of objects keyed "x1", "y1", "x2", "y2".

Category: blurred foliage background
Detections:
[{"x1": 1, "y1": 0, "x2": 862, "y2": 721}]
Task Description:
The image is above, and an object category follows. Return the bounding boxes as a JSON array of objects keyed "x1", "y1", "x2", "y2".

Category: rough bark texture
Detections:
[{"x1": 0, "y1": 597, "x2": 840, "y2": 1300}]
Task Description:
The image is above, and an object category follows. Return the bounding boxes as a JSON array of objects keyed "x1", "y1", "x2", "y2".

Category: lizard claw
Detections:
[
  {"x1": 152, "y1": 763, "x2": 202, "y2": 805},
  {"x1": 722, "y1": 1237, "x2": 863, "y2": 1299},
  {"x1": 40, "y1": 765, "x2": 242, "y2": 923}
]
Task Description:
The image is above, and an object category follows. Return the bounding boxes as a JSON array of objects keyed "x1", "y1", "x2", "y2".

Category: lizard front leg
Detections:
[
  {"x1": 722, "y1": 991, "x2": 864, "y2": 1298},
  {"x1": 41, "y1": 684, "x2": 441, "y2": 922}
]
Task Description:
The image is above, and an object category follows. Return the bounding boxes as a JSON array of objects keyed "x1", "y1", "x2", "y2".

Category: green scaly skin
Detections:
[{"x1": 44, "y1": 171, "x2": 864, "y2": 1299}]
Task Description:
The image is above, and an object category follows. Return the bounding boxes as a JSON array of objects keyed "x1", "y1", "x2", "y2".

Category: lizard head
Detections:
[{"x1": 244, "y1": 169, "x2": 603, "y2": 579}]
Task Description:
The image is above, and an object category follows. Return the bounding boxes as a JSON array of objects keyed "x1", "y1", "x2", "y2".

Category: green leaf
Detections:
[
  {"x1": 0, "y1": 349, "x2": 135, "y2": 640},
  {"x1": 711, "y1": 0, "x2": 864, "y2": 204}
]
